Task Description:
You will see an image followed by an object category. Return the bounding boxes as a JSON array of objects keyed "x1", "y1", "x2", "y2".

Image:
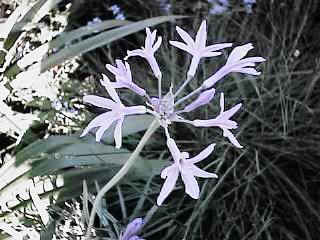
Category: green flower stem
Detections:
[{"x1": 85, "y1": 119, "x2": 159, "y2": 239}]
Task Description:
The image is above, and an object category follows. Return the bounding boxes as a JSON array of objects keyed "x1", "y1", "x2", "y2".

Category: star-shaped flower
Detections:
[
  {"x1": 125, "y1": 28, "x2": 162, "y2": 79},
  {"x1": 203, "y1": 43, "x2": 266, "y2": 89},
  {"x1": 106, "y1": 59, "x2": 146, "y2": 96},
  {"x1": 120, "y1": 218, "x2": 145, "y2": 240},
  {"x1": 80, "y1": 74, "x2": 146, "y2": 149},
  {"x1": 157, "y1": 138, "x2": 217, "y2": 206},
  {"x1": 170, "y1": 20, "x2": 232, "y2": 77},
  {"x1": 193, "y1": 93, "x2": 243, "y2": 148}
]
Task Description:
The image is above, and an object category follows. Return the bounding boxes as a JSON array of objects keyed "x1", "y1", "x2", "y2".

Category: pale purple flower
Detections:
[
  {"x1": 80, "y1": 74, "x2": 146, "y2": 149},
  {"x1": 120, "y1": 218, "x2": 144, "y2": 240},
  {"x1": 157, "y1": 138, "x2": 217, "y2": 206},
  {"x1": 182, "y1": 88, "x2": 215, "y2": 112},
  {"x1": 203, "y1": 43, "x2": 266, "y2": 89},
  {"x1": 170, "y1": 20, "x2": 232, "y2": 77},
  {"x1": 125, "y1": 28, "x2": 162, "y2": 79},
  {"x1": 193, "y1": 93, "x2": 243, "y2": 148},
  {"x1": 106, "y1": 59, "x2": 146, "y2": 96}
]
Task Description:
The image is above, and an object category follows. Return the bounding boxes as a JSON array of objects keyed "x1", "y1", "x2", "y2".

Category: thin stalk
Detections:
[
  {"x1": 174, "y1": 75, "x2": 193, "y2": 97},
  {"x1": 174, "y1": 86, "x2": 204, "y2": 107},
  {"x1": 85, "y1": 119, "x2": 159, "y2": 239}
]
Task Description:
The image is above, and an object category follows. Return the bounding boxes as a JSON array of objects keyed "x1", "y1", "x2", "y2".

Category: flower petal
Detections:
[
  {"x1": 181, "y1": 168, "x2": 200, "y2": 199},
  {"x1": 222, "y1": 128, "x2": 243, "y2": 148},
  {"x1": 176, "y1": 26, "x2": 195, "y2": 49},
  {"x1": 126, "y1": 49, "x2": 146, "y2": 59},
  {"x1": 83, "y1": 95, "x2": 117, "y2": 110},
  {"x1": 157, "y1": 166, "x2": 179, "y2": 205},
  {"x1": 195, "y1": 20, "x2": 207, "y2": 49},
  {"x1": 201, "y1": 51, "x2": 222, "y2": 58},
  {"x1": 145, "y1": 27, "x2": 153, "y2": 49},
  {"x1": 190, "y1": 164, "x2": 218, "y2": 178},
  {"x1": 204, "y1": 43, "x2": 233, "y2": 52},
  {"x1": 80, "y1": 112, "x2": 116, "y2": 138},
  {"x1": 95, "y1": 115, "x2": 117, "y2": 142},
  {"x1": 129, "y1": 83, "x2": 147, "y2": 96},
  {"x1": 233, "y1": 67, "x2": 261, "y2": 75},
  {"x1": 222, "y1": 103, "x2": 242, "y2": 120},
  {"x1": 100, "y1": 74, "x2": 122, "y2": 104},
  {"x1": 220, "y1": 92, "x2": 225, "y2": 113},
  {"x1": 167, "y1": 138, "x2": 182, "y2": 163},
  {"x1": 114, "y1": 117, "x2": 124, "y2": 149},
  {"x1": 169, "y1": 41, "x2": 191, "y2": 53},
  {"x1": 106, "y1": 63, "x2": 121, "y2": 76},
  {"x1": 226, "y1": 43, "x2": 254, "y2": 66},
  {"x1": 124, "y1": 106, "x2": 146, "y2": 115},
  {"x1": 187, "y1": 143, "x2": 216, "y2": 164},
  {"x1": 152, "y1": 36, "x2": 162, "y2": 52}
]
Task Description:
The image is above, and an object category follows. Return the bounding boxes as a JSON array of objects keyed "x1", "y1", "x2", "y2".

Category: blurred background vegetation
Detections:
[{"x1": 0, "y1": 0, "x2": 320, "y2": 239}]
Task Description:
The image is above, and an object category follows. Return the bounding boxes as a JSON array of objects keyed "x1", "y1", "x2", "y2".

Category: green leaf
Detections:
[{"x1": 40, "y1": 15, "x2": 183, "y2": 71}]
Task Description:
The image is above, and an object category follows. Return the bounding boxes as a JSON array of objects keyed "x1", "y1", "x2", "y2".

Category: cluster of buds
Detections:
[{"x1": 81, "y1": 20, "x2": 265, "y2": 206}]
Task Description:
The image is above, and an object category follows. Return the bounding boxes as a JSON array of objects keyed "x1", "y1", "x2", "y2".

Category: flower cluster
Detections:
[{"x1": 81, "y1": 20, "x2": 265, "y2": 205}]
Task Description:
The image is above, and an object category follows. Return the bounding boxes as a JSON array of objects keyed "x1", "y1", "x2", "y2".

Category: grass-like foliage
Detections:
[{"x1": 1, "y1": 0, "x2": 319, "y2": 239}]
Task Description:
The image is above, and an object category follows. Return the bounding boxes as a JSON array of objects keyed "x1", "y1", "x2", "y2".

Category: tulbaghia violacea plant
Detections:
[{"x1": 83, "y1": 20, "x2": 265, "y2": 239}]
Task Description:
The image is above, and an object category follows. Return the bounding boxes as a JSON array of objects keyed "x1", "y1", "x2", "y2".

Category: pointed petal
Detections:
[
  {"x1": 129, "y1": 83, "x2": 147, "y2": 96},
  {"x1": 100, "y1": 74, "x2": 122, "y2": 104},
  {"x1": 220, "y1": 92, "x2": 225, "y2": 113},
  {"x1": 187, "y1": 143, "x2": 216, "y2": 164},
  {"x1": 160, "y1": 163, "x2": 178, "y2": 178},
  {"x1": 151, "y1": 29, "x2": 157, "y2": 44},
  {"x1": 201, "y1": 51, "x2": 222, "y2": 58},
  {"x1": 106, "y1": 64, "x2": 121, "y2": 76},
  {"x1": 176, "y1": 26, "x2": 195, "y2": 49},
  {"x1": 204, "y1": 43, "x2": 233, "y2": 52},
  {"x1": 145, "y1": 28, "x2": 153, "y2": 49},
  {"x1": 222, "y1": 103, "x2": 242, "y2": 119},
  {"x1": 111, "y1": 82, "x2": 127, "y2": 89},
  {"x1": 95, "y1": 116, "x2": 117, "y2": 142},
  {"x1": 147, "y1": 55, "x2": 162, "y2": 79},
  {"x1": 83, "y1": 95, "x2": 117, "y2": 110},
  {"x1": 152, "y1": 36, "x2": 162, "y2": 52},
  {"x1": 238, "y1": 57, "x2": 266, "y2": 64},
  {"x1": 222, "y1": 128, "x2": 243, "y2": 148},
  {"x1": 80, "y1": 112, "x2": 115, "y2": 137},
  {"x1": 169, "y1": 40, "x2": 192, "y2": 53},
  {"x1": 183, "y1": 88, "x2": 215, "y2": 112},
  {"x1": 181, "y1": 168, "x2": 200, "y2": 199},
  {"x1": 126, "y1": 49, "x2": 146, "y2": 59},
  {"x1": 124, "y1": 106, "x2": 146, "y2": 115},
  {"x1": 157, "y1": 166, "x2": 179, "y2": 205},
  {"x1": 124, "y1": 61, "x2": 132, "y2": 82},
  {"x1": 233, "y1": 67, "x2": 261, "y2": 75},
  {"x1": 167, "y1": 138, "x2": 182, "y2": 163},
  {"x1": 114, "y1": 117, "x2": 124, "y2": 149},
  {"x1": 195, "y1": 20, "x2": 207, "y2": 49},
  {"x1": 190, "y1": 165, "x2": 218, "y2": 178},
  {"x1": 226, "y1": 43, "x2": 254, "y2": 66}
]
